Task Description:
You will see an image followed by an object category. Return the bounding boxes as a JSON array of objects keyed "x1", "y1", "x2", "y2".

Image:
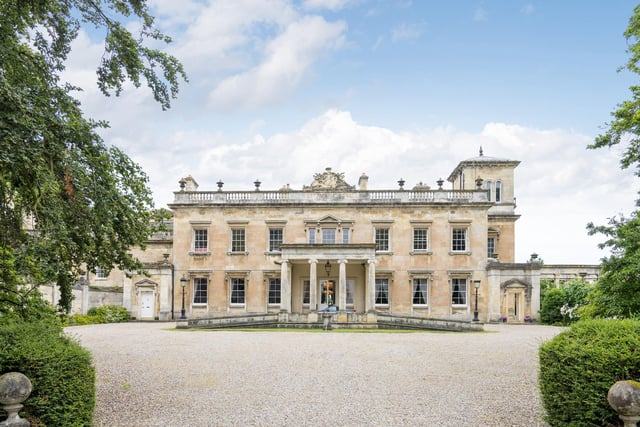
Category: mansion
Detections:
[{"x1": 60, "y1": 150, "x2": 600, "y2": 328}]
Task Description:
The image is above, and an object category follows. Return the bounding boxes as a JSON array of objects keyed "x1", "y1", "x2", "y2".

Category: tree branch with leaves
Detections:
[{"x1": 0, "y1": 0, "x2": 186, "y2": 316}]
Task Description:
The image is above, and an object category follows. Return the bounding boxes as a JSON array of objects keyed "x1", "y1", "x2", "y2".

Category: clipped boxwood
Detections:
[
  {"x1": 539, "y1": 319, "x2": 640, "y2": 426},
  {"x1": 0, "y1": 319, "x2": 95, "y2": 426},
  {"x1": 69, "y1": 305, "x2": 130, "y2": 325}
]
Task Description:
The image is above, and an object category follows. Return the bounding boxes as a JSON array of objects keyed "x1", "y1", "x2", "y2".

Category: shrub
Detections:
[
  {"x1": 0, "y1": 319, "x2": 95, "y2": 426},
  {"x1": 540, "y1": 279, "x2": 593, "y2": 325},
  {"x1": 540, "y1": 288, "x2": 565, "y2": 325},
  {"x1": 70, "y1": 305, "x2": 130, "y2": 325},
  {"x1": 539, "y1": 319, "x2": 640, "y2": 426}
]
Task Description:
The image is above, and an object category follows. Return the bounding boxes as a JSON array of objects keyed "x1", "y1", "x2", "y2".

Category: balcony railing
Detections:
[{"x1": 171, "y1": 189, "x2": 489, "y2": 205}]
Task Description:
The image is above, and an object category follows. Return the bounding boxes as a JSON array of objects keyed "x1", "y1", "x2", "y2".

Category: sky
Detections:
[{"x1": 61, "y1": 0, "x2": 640, "y2": 265}]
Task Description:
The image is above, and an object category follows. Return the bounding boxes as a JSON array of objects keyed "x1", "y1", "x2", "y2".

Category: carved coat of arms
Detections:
[{"x1": 303, "y1": 167, "x2": 354, "y2": 191}]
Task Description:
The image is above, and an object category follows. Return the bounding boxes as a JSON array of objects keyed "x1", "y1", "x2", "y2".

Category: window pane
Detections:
[
  {"x1": 375, "y1": 228, "x2": 389, "y2": 251},
  {"x1": 322, "y1": 228, "x2": 336, "y2": 244},
  {"x1": 95, "y1": 267, "x2": 107, "y2": 279},
  {"x1": 193, "y1": 278, "x2": 208, "y2": 304},
  {"x1": 231, "y1": 229, "x2": 245, "y2": 252},
  {"x1": 342, "y1": 228, "x2": 350, "y2": 244},
  {"x1": 375, "y1": 278, "x2": 389, "y2": 305},
  {"x1": 488, "y1": 237, "x2": 496, "y2": 257},
  {"x1": 302, "y1": 280, "x2": 310, "y2": 305},
  {"x1": 269, "y1": 228, "x2": 283, "y2": 252},
  {"x1": 452, "y1": 228, "x2": 467, "y2": 251},
  {"x1": 495, "y1": 181, "x2": 502, "y2": 202},
  {"x1": 413, "y1": 228, "x2": 428, "y2": 251},
  {"x1": 230, "y1": 278, "x2": 245, "y2": 304},
  {"x1": 485, "y1": 180, "x2": 492, "y2": 201},
  {"x1": 452, "y1": 278, "x2": 467, "y2": 305},
  {"x1": 194, "y1": 229, "x2": 208, "y2": 252},
  {"x1": 413, "y1": 278, "x2": 428, "y2": 305},
  {"x1": 268, "y1": 278, "x2": 281, "y2": 305},
  {"x1": 308, "y1": 228, "x2": 316, "y2": 244}
]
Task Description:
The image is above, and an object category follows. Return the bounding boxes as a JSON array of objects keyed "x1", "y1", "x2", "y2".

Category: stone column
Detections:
[
  {"x1": 338, "y1": 259, "x2": 348, "y2": 310},
  {"x1": 366, "y1": 259, "x2": 376, "y2": 312},
  {"x1": 280, "y1": 260, "x2": 290, "y2": 312},
  {"x1": 81, "y1": 281, "x2": 89, "y2": 315},
  {"x1": 530, "y1": 267, "x2": 541, "y2": 321},
  {"x1": 309, "y1": 259, "x2": 318, "y2": 311}
]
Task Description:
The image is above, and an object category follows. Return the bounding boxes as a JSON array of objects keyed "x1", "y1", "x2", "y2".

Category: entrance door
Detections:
[
  {"x1": 320, "y1": 280, "x2": 335, "y2": 306},
  {"x1": 507, "y1": 290, "x2": 523, "y2": 322},
  {"x1": 140, "y1": 292, "x2": 154, "y2": 318}
]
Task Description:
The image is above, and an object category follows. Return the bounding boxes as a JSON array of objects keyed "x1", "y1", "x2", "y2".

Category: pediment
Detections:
[
  {"x1": 501, "y1": 279, "x2": 530, "y2": 289},
  {"x1": 135, "y1": 278, "x2": 158, "y2": 289},
  {"x1": 304, "y1": 215, "x2": 353, "y2": 227}
]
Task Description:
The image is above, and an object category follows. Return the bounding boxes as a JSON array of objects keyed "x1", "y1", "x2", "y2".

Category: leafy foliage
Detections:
[
  {"x1": 539, "y1": 319, "x2": 640, "y2": 426},
  {"x1": 71, "y1": 304, "x2": 130, "y2": 324},
  {"x1": 0, "y1": 318, "x2": 95, "y2": 425},
  {"x1": 539, "y1": 279, "x2": 593, "y2": 325},
  {"x1": 0, "y1": 1, "x2": 186, "y2": 315},
  {"x1": 586, "y1": 5, "x2": 640, "y2": 318}
]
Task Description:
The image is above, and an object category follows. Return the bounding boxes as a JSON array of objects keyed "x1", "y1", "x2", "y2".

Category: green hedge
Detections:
[
  {"x1": 69, "y1": 305, "x2": 130, "y2": 325},
  {"x1": 0, "y1": 319, "x2": 95, "y2": 426},
  {"x1": 539, "y1": 319, "x2": 640, "y2": 426}
]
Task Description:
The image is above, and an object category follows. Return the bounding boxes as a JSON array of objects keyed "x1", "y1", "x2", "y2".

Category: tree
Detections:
[
  {"x1": 540, "y1": 279, "x2": 593, "y2": 325},
  {"x1": 583, "y1": 213, "x2": 640, "y2": 317},
  {"x1": 0, "y1": 0, "x2": 187, "y2": 315},
  {"x1": 586, "y1": 4, "x2": 640, "y2": 317}
]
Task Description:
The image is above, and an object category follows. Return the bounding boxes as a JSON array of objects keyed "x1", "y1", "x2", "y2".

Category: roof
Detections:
[{"x1": 447, "y1": 147, "x2": 520, "y2": 182}]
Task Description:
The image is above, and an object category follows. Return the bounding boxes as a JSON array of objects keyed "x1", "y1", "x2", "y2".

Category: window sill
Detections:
[
  {"x1": 189, "y1": 251, "x2": 211, "y2": 256},
  {"x1": 191, "y1": 303, "x2": 207, "y2": 308},
  {"x1": 375, "y1": 251, "x2": 393, "y2": 255},
  {"x1": 410, "y1": 251, "x2": 432, "y2": 255},
  {"x1": 375, "y1": 304, "x2": 389, "y2": 307},
  {"x1": 227, "y1": 251, "x2": 249, "y2": 256},
  {"x1": 452, "y1": 304, "x2": 468, "y2": 308},
  {"x1": 267, "y1": 303, "x2": 281, "y2": 307},
  {"x1": 449, "y1": 251, "x2": 471, "y2": 256},
  {"x1": 264, "y1": 251, "x2": 282, "y2": 256},
  {"x1": 413, "y1": 304, "x2": 429, "y2": 308}
]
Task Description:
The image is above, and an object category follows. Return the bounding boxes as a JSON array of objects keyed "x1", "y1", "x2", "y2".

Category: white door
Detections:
[{"x1": 140, "y1": 292, "x2": 154, "y2": 318}]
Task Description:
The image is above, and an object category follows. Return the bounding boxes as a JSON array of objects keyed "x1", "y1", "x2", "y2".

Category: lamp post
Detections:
[
  {"x1": 473, "y1": 280, "x2": 480, "y2": 322},
  {"x1": 180, "y1": 276, "x2": 187, "y2": 320}
]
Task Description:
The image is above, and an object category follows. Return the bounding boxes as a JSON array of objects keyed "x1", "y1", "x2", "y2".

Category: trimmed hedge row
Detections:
[
  {"x1": 69, "y1": 304, "x2": 129, "y2": 325},
  {"x1": 539, "y1": 319, "x2": 640, "y2": 426},
  {"x1": 0, "y1": 319, "x2": 95, "y2": 426}
]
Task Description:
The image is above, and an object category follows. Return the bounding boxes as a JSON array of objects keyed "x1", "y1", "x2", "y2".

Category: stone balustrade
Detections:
[{"x1": 173, "y1": 189, "x2": 489, "y2": 205}]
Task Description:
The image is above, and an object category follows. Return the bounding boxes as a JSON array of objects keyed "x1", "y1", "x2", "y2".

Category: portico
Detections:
[{"x1": 279, "y1": 243, "x2": 377, "y2": 313}]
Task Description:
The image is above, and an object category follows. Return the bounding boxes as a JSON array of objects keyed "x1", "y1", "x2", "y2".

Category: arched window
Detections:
[{"x1": 485, "y1": 180, "x2": 492, "y2": 201}]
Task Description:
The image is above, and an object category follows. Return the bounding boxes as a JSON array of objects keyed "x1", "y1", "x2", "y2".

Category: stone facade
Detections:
[
  {"x1": 63, "y1": 151, "x2": 602, "y2": 325},
  {"x1": 165, "y1": 151, "x2": 522, "y2": 324}
]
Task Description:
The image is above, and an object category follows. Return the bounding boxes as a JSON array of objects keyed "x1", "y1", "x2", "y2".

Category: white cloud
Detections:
[
  {"x1": 144, "y1": 110, "x2": 636, "y2": 265},
  {"x1": 208, "y1": 15, "x2": 346, "y2": 110},
  {"x1": 303, "y1": 0, "x2": 353, "y2": 11},
  {"x1": 391, "y1": 22, "x2": 424, "y2": 42}
]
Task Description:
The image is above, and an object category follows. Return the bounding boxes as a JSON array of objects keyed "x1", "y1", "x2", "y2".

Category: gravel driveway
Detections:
[{"x1": 66, "y1": 322, "x2": 563, "y2": 427}]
